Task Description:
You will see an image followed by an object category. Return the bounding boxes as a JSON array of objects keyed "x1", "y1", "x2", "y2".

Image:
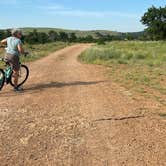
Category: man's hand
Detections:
[
  {"x1": 0, "y1": 43, "x2": 6, "y2": 48},
  {"x1": 0, "y1": 39, "x2": 7, "y2": 45},
  {"x1": 0, "y1": 39, "x2": 7, "y2": 48}
]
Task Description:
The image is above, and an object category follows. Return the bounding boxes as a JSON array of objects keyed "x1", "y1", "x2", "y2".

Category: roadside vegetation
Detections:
[
  {"x1": 20, "y1": 42, "x2": 69, "y2": 62},
  {"x1": 79, "y1": 41, "x2": 166, "y2": 105},
  {"x1": 0, "y1": 42, "x2": 69, "y2": 67},
  {"x1": 80, "y1": 41, "x2": 166, "y2": 66},
  {"x1": 79, "y1": 4, "x2": 166, "y2": 107}
]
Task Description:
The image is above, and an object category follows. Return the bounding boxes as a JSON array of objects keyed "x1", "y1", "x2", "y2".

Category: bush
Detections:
[
  {"x1": 134, "y1": 53, "x2": 146, "y2": 59},
  {"x1": 97, "y1": 40, "x2": 106, "y2": 45}
]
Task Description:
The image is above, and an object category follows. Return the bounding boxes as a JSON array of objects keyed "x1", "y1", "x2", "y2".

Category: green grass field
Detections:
[
  {"x1": 80, "y1": 41, "x2": 166, "y2": 104},
  {"x1": 0, "y1": 42, "x2": 69, "y2": 67},
  {"x1": 21, "y1": 42, "x2": 70, "y2": 62},
  {"x1": 80, "y1": 41, "x2": 166, "y2": 66}
]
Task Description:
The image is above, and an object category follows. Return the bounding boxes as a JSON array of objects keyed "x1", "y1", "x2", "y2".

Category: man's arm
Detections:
[
  {"x1": 0, "y1": 39, "x2": 7, "y2": 47},
  {"x1": 17, "y1": 43, "x2": 25, "y2": 54}
]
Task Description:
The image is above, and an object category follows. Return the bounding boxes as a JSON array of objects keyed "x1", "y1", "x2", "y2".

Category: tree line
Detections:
[
  {"x1": 0, "y1": 29, "x2": 143, "y2": 45},
  {"x1": 0, "y1": 29, "x2": 95, "y2": 44}
]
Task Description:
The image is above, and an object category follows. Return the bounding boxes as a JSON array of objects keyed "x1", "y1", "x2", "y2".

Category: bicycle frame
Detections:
[
  {"x1": 0, "y1": 53, "x2": 29, "y2": 90},
  {"x1": 0, "y1": 58, "x2": 13, "y2": 84}
]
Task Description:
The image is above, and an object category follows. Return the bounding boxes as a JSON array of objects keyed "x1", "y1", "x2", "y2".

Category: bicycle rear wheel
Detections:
[
  {"x1": 0, "y1": 69, "x2": 5, "y2": 91},
  {"x1": 10, "y1": 64, "x2": 29, "y2": 87}
]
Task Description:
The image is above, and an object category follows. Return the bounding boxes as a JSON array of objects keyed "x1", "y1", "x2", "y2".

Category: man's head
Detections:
[{"x1": 11, "y1": 29, "x2": 22, "y2": 38}]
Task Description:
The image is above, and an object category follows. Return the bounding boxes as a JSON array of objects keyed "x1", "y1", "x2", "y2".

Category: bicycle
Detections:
[{"x1": 0, "y1": 53, "x2": 29, "y2": 91}]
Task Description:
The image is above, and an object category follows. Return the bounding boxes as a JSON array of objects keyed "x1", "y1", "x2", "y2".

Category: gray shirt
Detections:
[{"x1": 6, "y1": 37, "x2": 22, "y2": 56}]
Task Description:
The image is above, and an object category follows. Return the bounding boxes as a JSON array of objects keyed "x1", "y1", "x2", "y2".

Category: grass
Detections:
[
  {"x1": 159, "y1": 113, "x2": 166, "y2": 118},
  {"x1": 0, "y1": 42, "x2": 69, "y2": 67},
  {"x1": 79, "y1": 41, "x2": 166, "y2": 101},
  {"x1": 21, "y1": 42, "x2": 69, "y2": 62},
  {"x1": 80, "y1": 41, "x2": 166, "y2": 66}
]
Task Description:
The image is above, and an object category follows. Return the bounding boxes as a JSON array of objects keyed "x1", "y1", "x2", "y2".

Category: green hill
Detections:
[
  {"x1": 21, "y1": 27, "x2": 121, "y2": 38},
  {"x1": 0, "y1": 27, "x2": 144, "y2": 40}
]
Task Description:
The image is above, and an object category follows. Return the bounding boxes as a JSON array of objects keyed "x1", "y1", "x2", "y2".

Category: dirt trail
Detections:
[{"x1": 0, "y1": 44, "x2": 165, "y2": 166}]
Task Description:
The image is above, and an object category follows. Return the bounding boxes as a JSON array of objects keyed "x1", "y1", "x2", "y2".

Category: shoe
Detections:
[{"x1": 13, "y1": 86, "x2": 23, "y2": 92}]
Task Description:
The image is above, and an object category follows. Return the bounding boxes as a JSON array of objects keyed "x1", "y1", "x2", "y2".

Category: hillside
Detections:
[
  {"x1": 21, "y1": 27, "x2": 121, "y2": 38},
  {"x1": 0, "y1": 27, "x2": 144, "y2": 40}
]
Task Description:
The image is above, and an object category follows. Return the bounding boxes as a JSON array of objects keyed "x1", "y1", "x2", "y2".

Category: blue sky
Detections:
[{"x1": 0, "y1": 0, "x2": 165, "y2": 32}]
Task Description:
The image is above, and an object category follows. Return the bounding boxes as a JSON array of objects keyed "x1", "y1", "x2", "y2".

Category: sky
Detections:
[{"x1": 0, "y1": 0, "x2": 165, "y2": 32}]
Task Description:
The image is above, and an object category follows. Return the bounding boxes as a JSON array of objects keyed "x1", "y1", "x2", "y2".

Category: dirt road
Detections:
[{"x1": 0, "y1": 44, "x2": 165, "y2": 166}]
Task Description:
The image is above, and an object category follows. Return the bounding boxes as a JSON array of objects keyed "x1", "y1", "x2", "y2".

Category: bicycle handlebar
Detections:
[
  {"x1": 0, "y1": 52, "x2": 29, "y2": 62},
  {"x1": 0, "y1": 44, "x2": 6, "y2": 48},
  {"x1": 0, "y1": 45, "x2": 6, "y2": 48}
]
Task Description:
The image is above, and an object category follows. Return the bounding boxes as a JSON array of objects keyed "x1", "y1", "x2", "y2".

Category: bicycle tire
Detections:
[
  {"x1": 10, "y1": 64, "x2": 29, "y2": 87},
  {"x1": 0, "y1": 69, "x2": 5, "y2": 91}
]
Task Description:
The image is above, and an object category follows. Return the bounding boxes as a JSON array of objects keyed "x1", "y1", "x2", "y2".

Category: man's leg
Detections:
[{"x1": 13, "y1": 69, "x2": 19, "y2": 88}]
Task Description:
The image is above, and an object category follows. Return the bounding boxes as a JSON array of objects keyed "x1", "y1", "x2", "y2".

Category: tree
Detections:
[
  {"x1": 95, "y1": 32, "x2": 104, "y2": 39},
  {"x1": 141, "y1": 6, "x2": 166, "y2": 40},
  {"x1": 125, "y1": 33, "x2": 134, "y2": 40},
  {"x1": 37, "y1": 32, "x2": 49, "y2": 44},
  {"x1": 0, "y1": 30, "x2": 5, "y2": 40},
  {"x1": 5, "y1": 29, "x2": 11, "y2": 38},
  {"x1": 69, "y1": 33, "x2": 77, "y2": 42},
  {"x1": 84, "y1": 35, "x2": 94, "y2": 42},
  {"x1": 25, "y1": 29, "x2": 39, "y2": 44},
  {"x1": 48, "y1": 30, "x2": 59, "y2": 42},
  {"x1": 59, "y1": 31, "x2": 69, "y2": 42},
  {"x1": 0, "y1": 29, "x2": 11, "y2": 40}
]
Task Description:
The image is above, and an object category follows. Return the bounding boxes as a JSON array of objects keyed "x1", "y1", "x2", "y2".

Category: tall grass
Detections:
[
  {"x1": 80, "y1": 41, "x2": 166, "y2": 66},
  {"x1": 21, "y1": 42, "x2": 69, "y2": 62},
  {"x1": 80, "y1": 41, "x2": 166, "y2": 98},
  {"x1": 0, "y1": 42, "x2": 69, "y2": 67}
]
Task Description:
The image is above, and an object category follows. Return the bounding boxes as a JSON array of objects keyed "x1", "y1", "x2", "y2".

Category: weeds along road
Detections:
[{"x1": 0, "y1": 44, "x2": 165, "y2": 166}]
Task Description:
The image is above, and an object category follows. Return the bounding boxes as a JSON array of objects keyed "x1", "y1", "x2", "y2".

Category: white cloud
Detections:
[
  {"x1": 39, "y1": 3, "x2": 140, "y2": 19},
  {"x1": 39, "y1": 4, "x2": 66, "y2": 10},
  {"x1": 47, "y1": 9, "x2": 140, "y2": 19}
]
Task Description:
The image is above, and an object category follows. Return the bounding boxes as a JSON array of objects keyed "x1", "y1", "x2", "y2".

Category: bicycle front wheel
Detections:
[
  {"x1": 0, "y1": 69, "x2": 5, "y2": 91},
  {"x1": 10, "y1": 65, "x2": 29, "y2": 87}
]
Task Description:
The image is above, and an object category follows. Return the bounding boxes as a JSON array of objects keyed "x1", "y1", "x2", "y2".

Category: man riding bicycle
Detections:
[{"x1": 0, "y1": 29, "x2": 26, "y2": 92}]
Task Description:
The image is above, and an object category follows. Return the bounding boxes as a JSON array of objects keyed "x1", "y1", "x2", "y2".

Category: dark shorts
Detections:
[{"x1": 4, "y1": 54, "x2": 20, "y2": 71}]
